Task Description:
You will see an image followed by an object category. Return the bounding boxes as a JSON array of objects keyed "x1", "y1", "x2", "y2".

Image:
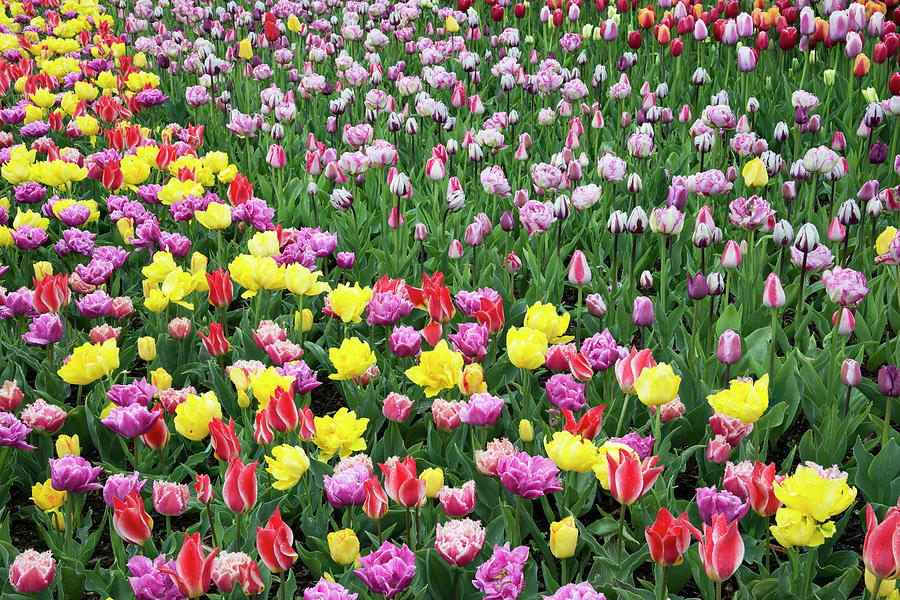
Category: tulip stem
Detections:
[
  {"x1": 165, "y1": 515, "x2": 172, "y2": 540},
  {"x1": 657, "y1": 565, "x2": 668, "y2": 600},
  {"x1": 615, "y1": 394, "x2": 630, "y2": 438},
  {"x1": 715, "y1": 580, "x2": 722, "y2": 600},
  {"x1": 769, "y1": 309, "x2": 778, "y2": 388},
  {"x1": 279, "y1": 570, "x2": 288, "y2": 600},
  {"x1": 206, "y1": 502, "x2": 218, "y2": 549},
  {"x1": 405, "y1": 508, "x2": 412, "y2": 550},
  {"x1": 514, "y1": 496, "x2": 522, "y2": 548},
  {"x1": 560, "y1": 558, "x2": 568, "y2": 586},
  {"x1": 575, "y1": 286, "x2": 583, "y2": 346},
  {"x1": 764, "y1": 520, "x2": 771, "y2": 574},
  {"x1": 869, "y1": 577, "x2": 884, "y2": 600},
  {"x1": 883, "y1": 398, "x2": 893, "y2": 449},
  {"x1": 616, "y1": 504, "x2": 627, "y2": 561},
  {"x1": 659, "y1": 238, "x2": 668, "y2": 313}
]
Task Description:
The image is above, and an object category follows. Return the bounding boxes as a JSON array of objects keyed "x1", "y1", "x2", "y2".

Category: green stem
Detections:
[
  {"x1": 514, "y1": 496, "x2": 522, "y2": 548},
  {"x1": 659, "y1": 238, "x2": 668, "y2": 313},
  {"x1": 658, "y1": 565, "x2": 668, "y2": 600},
  {"x1": 615, "y1": 394, "x2": 630, "y2": 438},
  {"x1": 575, "y1": 286, "x2": 583, "y2": 346},
  {"x1": 616, "y1": 504, "x2": 627, "y2": 561},
  {"x1": 869, "y1": 577, "x2": 885, "y2": 600},
  {"x1": 769, "y1": 309, "x2": 779, "y2": 386}
]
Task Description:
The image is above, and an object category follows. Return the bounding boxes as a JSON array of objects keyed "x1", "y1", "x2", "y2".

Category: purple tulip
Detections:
[
  {"x1": 696, "y1": 485, "x2": 749, "y2": 525},
  {"x1": 103, "y1": 471, "x2": 148, "y2": 507},
  {"x1": 716, "y1": 330, "x2": 742, "y2": 365},
  {"x1": 878, "y1": 365, "x2": 900, "y2": 397},
  {"x1": 389, "y1": 325, "x2": 421, "y2": 358},
  {"x1": 0, "y1": 412, "x2": 35, "y2": 450},
  {"x1": 277, "y1": 360, "x2": 322, "y2": 395},
  {"x1": 50, "y1": 455, "x2": 103, "y2": 494},
  {"x1": 545, "y1": 374, "x2": 586, "y2": 412},
  {"x1": 687, "y1": 272, "x2": 709, "y2": 300},
  {"x1": 473, "y1": 544, "x2": 530, "y2": 600},
  {"x1": 108, "y1": 378, "x2": 157, "y2": 407},
  {"x1": 75, "y1": 290, "x2": 113, "y2": 319},
  {"x1": 22, "y1": 313, "x2": 63, "y2": 346},
  {"x1": 101, "y1": 404, "x2": 161, "y2": 438},
  {"x1": 366, "y1": 292, "x2": 410, "y2": 326},
  {"x1": 14, "y1": 182, "x2": 46, "y2": 204},
  {"x1": 127, "y1": 555, "x2": 183, "y2": 600},
  {"x1": 580, "y1": 329, "x2": 625, "y2": 372},
  {"x1": 459, "y1": 393, "x2": 504, "y2": 427},
  {"x1": 11, "y1": 225, "x2": 48, "y2": 250},
  {"x1": 354, "y1": 541, "x2": 416, "y2": 599},
  {"x1": 609, "y1": 433, "x2": 656, "y2": 460},
  {"x1": 449, "y1": 322, "x2": 489, "y2": 363},
  {"x1": 336, "y1": 252, "x2": 355, "y2": 269},
  {"x1": 304, "y1": 579, "x2": 358, "y2": 600},
  {"x1": 496, "y1": 451, "x2": 563, "y2": 499},
  {"x1": 323, "y1": 465, "x2": 368, "y2": 510},
  {"x1": 542, "y1": 583, "x2": 605, "y2": 600},
  {"x1": 632, "y1": 296, "x2": 655, "y2": 327}
]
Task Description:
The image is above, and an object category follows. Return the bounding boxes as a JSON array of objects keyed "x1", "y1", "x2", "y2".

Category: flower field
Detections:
[{"x1": 0, "y1": 0, "x2": 899, "y2": 598}]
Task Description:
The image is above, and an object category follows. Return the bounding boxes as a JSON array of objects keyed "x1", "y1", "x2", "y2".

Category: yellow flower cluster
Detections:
[
  {"x1": 706, "y1": 375, "x2": 769, "y2": 424},
  {"x1": 770, "y1": 465, "x2": 857, "y2": 549}
]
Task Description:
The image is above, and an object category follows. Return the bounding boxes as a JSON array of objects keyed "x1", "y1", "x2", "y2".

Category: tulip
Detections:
[
  {"x1": 9, "y1": 549, "x2": 55, "y2": 594},
  {"x1": 696, "y1": 514, "x2": 745, "y2": 588},
  {"x1": 863, "y1": 504, "x2": 900, "y2": 585},
  {"x1": 112, "y1": 491, "x2": 153, "y2": 546},
  {"x1": 364, "y1": 476, "x2": 389, "y2": 525},
  {"x1": 256, "y1": 508, "x2": 298, "y2": 573},
  {"x1": 198, "y1": 323, "x2": 229, "y2": 358},
  {"x1": 328, "y1": 529, "x2": 361, "y2": 565},
  {"x1": 550, "y1": 515, "x2": 579, "y2": 559},
  {"x1": 209, "y1": 417, "x2": 241, "y2": 462},
  {"x1": 632, "y1": 296, "x2": 654, "y2": 328},
  {"x1": 223, "y1": 458, "x2": 257, "y2": 515},
  {"x1": 436, "y1": 518, "x2": 486, "y2": 566},
  {"x1": 878, "y1": 365, "x2": 899, "y2": 447},
  {"x1": 646, "y1": 508, "x2": 700, "y2": 567},
  {"x1": 159, "y1": 533, "x2": 218, "y2": 598}
]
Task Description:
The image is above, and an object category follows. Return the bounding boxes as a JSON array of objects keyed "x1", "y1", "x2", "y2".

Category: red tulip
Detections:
[
  {"x1": 406, "y1": 272, "x2": 456, "y2": 324},
  {"x1": 206, "y1": 268, "x2": 233, "y2": 308},
  {"x1": 160, "y1": 533, "x2": 218, "y2": 598},
  {"x1": 778, "y1": 26, "x2": 797, "y2": 50},
  {"x1": 209, "y1": 417, "x2": 241, "y2": 462},
  {"x1": 364, "y1": 476, "x2": 389, "y2": 520},
  {"x1": 568, "y1": 351, "x2": 594, "y2": 382},
  {"x1": 607, "y1": 451, "x2": 663, "y2": 505},
  {"x1": 562, "y1": 405, "x2": 606, "y2": 440},
  {"x1": 227, "y1": 173, "x2": 253, "y2": 206},
  {"x1": 256, "y1": 508, "x2": 298, "y2": 573},
  {"x1": 875, "y1": 42, "x2": 889, "y2": 64},
  {"x1": 514, "y1": 3, "x2": 526, "y2": 17},
  {"x1": 695, "y1": 514, "x2": 744, "y2": 583},
  {"x1": 473, "y1": 296, "x2": 504, "y2": 334},
  {"x1": 102, "y1": 160, "x2": 124, "y2": 190},
  {"x1": 198, "y1": 323, "x2": 229, "y2": 357},
  {"x1": 747, "y1": 462, "x2": 782, "y2": 517},
  {"x1": 628, "y1": 30, "x2": 642, "y2": 48},
  {"x1": 863, "y1": 503, "x2": 900, "y2": 580},
  {"x1": 567, "y1": 250, "x2": 591, "y2": 286},
  {"x1": 379, "y1": 455, "x2": 427, "y2": 508},
  {"x1": 33, "y1": 273, "x2": 71, "y2": 314},
  {"x1": 238, "y1": 560, "x2": 265, "y2": 596},
  {"x1": 193, "y1": 474, "x2": 213, "y2": 504},
  {"x1": 223, "y1": 457, "x2": 258, "y2": 515},
  {"x1": 254, "y1": 410, "x2": 274, "y2": 445},
  {"x1": 105, "y1": 128, "x2": 124, "y2": 151},
  {"x1": 890, "y1": 72, "x2": 900, "y2": 96},
  {"x1": 491, "y1": 5, "x2": 504, "y2": 21},
  {"x1": 140, "y1": 405, "x2": 169, "y2": 450},
  {"x1": 266, "y1": 387, "x2": 298, "y2": 433},
  {"x1": 670, "y1": 38, "x2": 684, "y2": 57},
  {"x1": 298, "y1": 405, "x2": 316, "y2": 442},
  {"x1": 156, "y1": 144, "x2": 177, "y2": 169},
  {"x1": 112, "y1": 491, "x2": 153, "y2": 546},
  {"x1": 615, "y1": 347, "x2": 656, "y2": 394},
  {"x1": 645, "y1": 507, "x2": 701, "y2": 566}
]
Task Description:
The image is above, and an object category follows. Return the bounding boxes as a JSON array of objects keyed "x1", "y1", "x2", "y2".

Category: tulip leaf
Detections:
[{"x1": 715, "y1": 303, "x2": 742, "y2": 338}]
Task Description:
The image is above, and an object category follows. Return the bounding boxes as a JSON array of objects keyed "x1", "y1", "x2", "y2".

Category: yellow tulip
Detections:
[
  {"x1": 57, "y1": 339, "x2": 119, "y2": 385},
  {"x1": 773, "y1": 465, "x2": 857, "y2": 522},
  {"x1": 549, "y1": 516, "x2": 579, "y2": 559},
  {"x1": 544, "y1": 430, "x2": 600, "y2": 473},
  {"x1": 151, "y1": 367, "x2": 172, "y2": 391},
  {"x1": 313, "y1": 408, "x2": 369, "y2": 462},
  {"x1": 329, "y1": 337, "x2": 377, "y2": 381},
  {"x1": 266, "y1": 444, "x2": 310, "y2": 490},
  {"x1": 877, "y1": 227, "x2": 898, "y2": 256},
  {"x1": 769, "y1": 507, "x2": 835, "y2": 548},
  {"x1": 742, "y1": 158, "x2": 769, "y2": 188},
  {"x1": 238, "y1": 38, "x2": 253, "y2": 60},
  {"x1": 706, "y1": 375, "x2": 768, "y2": 423},
  {"x1": 33, "y1": 260, "x2": 53, "y2": 280},
  {"x1": 419, "y1": 468, "x2": 444, "y2": 498},
  {"x1": 329, "y1": 283, "x2": 373, "y2": 323},
  {"x1": 445, "y1": 16, "x2": 460, "y2": 32},
  {"x1": 405, "y1": 339, "x2": 464, "y2": 397},
  {"x1": 634, "y1": 363, "x2": 681, "y2": 407},
  {"x1": 31, "y1": 479, "x2": 66, "y2": 511},
  {"x1": 195, "y1": 202, "x2": 232, "y2": 230},
  {"x1": 519, "y1": 419, "x2": 534, "y2": 442},
  {"x1": 458, "y1": 363, "x2": 487, "y2": 396},
  {"x1": 173, "y1": 392, "x2": 222, "y2": 441},
  {"x1": 55, "y1": 434, "x2": 80, "y2": 458},
  {"x1": 328, "y1": 530, "x2": 360, "y2": 565},
  {"x1": 506, "y1": 326, "x2": 548, "y2": 370},
  {"x1": 285, "y1": 264, "x2": 330, "y2": 296},
  {"x1": 248, "y1": 230, "x2": 280, "y2": 257},
  {"x1": 137, "y1": 336, "x2": 157, "y2": 361},
  {"x1": 524, "y1": 302, "x2": 572, "y2": 343}
]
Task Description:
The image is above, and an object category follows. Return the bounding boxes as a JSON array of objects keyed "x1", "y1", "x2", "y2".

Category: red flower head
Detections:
[
  {"x1": 363, "y1": 476, "x2": 389, "y2": 520},
  {"x1": 607, "y1": 451, "x2": 663, "y2": 505},
  {"x1": 198, "y1": 323, "x2": 229, "y2": 357},
  {"x1": 256, "y1": 508, "x2": 298, "y2": 573},
  {"x1": 379, "y1": 456, "x2": 427, "y2": 508},
  {"x1": 223, "y1": 457, "x2": 258, "y2": 515},
  {"x1": 562, "y1": 405, "x2": 606, "y2": 440},
  {"x1": 695, "y1": 514, "x2": 744, "y2": 583},
  {"x1": 474, "y1": 296, "x2": 505, "y2": 334},
  {"x1": 33, "y1": 273, "x2": 71, "y2": 314},
  {"x1": 645, "y1": 507, "x2": 701, "y2": 566},
  {"x1": 139, "y1": 405, "x2": 169, "y2": 450},
  {"x1": 112, "y1": 491, "x2": 153, "y2": 546},
  {"x1": 159, "y1": 533, "x2": 218, "y2": 598},
  {"x1": 193, "y1": 474, "x2": 213, "y2": 504},
  {"x1": 208, "y1": 417, "x2": 241, "y2": 462},
  {"x1": 863, "y1": 503, "x2": 900, "y2": 580},
  {"x1": 266, "y1": 386, "x2": 298, "y2": 433},
  {"x1": 227, "y1": 173, "x2": 253, "y2": 206},
  {"x1": 406, "y1": 272, "x2": 455, "y2": 324},
  {"x1": 206, "y1": 268, "x2": 233, "y2": 309}
]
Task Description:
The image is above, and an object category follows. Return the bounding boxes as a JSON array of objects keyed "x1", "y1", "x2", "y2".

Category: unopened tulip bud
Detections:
[
  {"x1": 448, "y1": 239, "x2": 463, "y2": 259},
  {"x1": 640, "y1": 270, "x2": 654, "y2": 290},
  {"x1": 505, "y1": 252, "x2": 522, "y2": 273},
  {"x1": 762, "y1": 273, "x2": 786, "y2": 308},
  {"x1": 833, "y1": 308, "x2": 855, "y2": 335},
  {"x1": 627, "y1": 207, "x2": 649, "y2": 234},
  {"x1": 568, "y1": 250, "x2": 591, "y2": 286},
  {"x1": 500, "y1": 210, "x2": 515, "y2": 232},
  {"x1": 415, "y1": 222, "x2": 428, "y2": 241},
  {"x1": 782, "y1": 181, "x2": 797, "y2": 202},
  {"x1": 827, "y1": 217, "x2": 846, "y2": 242},
  {"x1": 878, "y1": 365, "x2": 900, "y2": 396},
  {"x1": 707, "y1": 272, "x2": 725, "y2": 296},
  {"x1": 586, "y1": 293, "x2": 606, "y2": 317},
  {"x1": 717, "y1": 329, "x2": 742, "y2": 365},
  {"x1": 464, "y1": 222, "x2": 484, "y2": 247},
  {"x1": 841, "y1": 359, "x2": 862, "y2": 387},
  {"x1": 795, "y1": 223, "x2": 820, "y2": 253},
  {"x1": 721, "y1": 240, "x2": 742, "y2": 269},
  {"x1": 773, "y1": 220, "x2": 794, "y2": 246},
  {"x1": 867, "y1": 197, "x2": 883, "y2": 218},
  {"x1": 693, "y1": 223, "x2": 713, "y2": 248},
  {"x1": 627, "y1": 173, "x2": 643, "y2": 194},
  {"x1": 687, "y1": 272, "x2": 709, "y2": 300},
  {"x1": 608, "y1": 210, "x2": 627, "y2": 234},
  {"x1": 519, "y1": 419, "x2": 534, "y2": 442},
  {"x1": 633, "y1": 296, "x2": 654, "y2": 327}
]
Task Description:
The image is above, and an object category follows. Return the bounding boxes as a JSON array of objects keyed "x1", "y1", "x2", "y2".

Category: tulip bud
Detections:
[
  {"x1": 568, "y1": 250, "x2": 591, "y2": 285},
  {"x1": 415, "y1": 222, "x2": 428, "y2": 241},
  {"x1": 706, "y1": 435, "x2": 731, "y2": 464},
  {"x1": 328, "y1": 529, "x2": 360, "y2": 565},
  {"x1": 518, "y1": 419, "x2": 534, "y2": 442},
  {"x1": 633, "y1": 296, "x2": 654, "y2": 327},
  {"x1": 717, "y1": 330, "x2": 742, "y2": 365},
  {"x1": 762, "y1": 273, "x2": 786, "y2": 308},
  {"x1": 867, "y1": 197, "x2": 883, "y2": 218},
  {"x1": 500, "y1": 210, "x2": 515, "y2": 232},
  {"x1": 627, "y1": 207, "x2": 649, "y2": 234},
  {"x1": 505, "y1": 252, "x2": 522, "y2": 274},
  {"x1": 137, "y1": 336, "x2": 157, "y2": 361},
  {"x1": 448, "y1": 239, "x2": 463, "y2": 259},
  {"x1": 687, "y1": 272, "x2": 709, "y2": 300},
  {"x1": 420, "y1": 468, "x2": 444, "y2": 498},
  {"x1": 721, "y1": 240, "x2": 742, "y2": 269},
  {"x1": 706, "y1": 273, "x2": 725, "y2": 296},
  {"x1": 841, "y1": 359, "x2": 862, "y2": 387},
  {"x1": 878, "y1": 365, "x2": 900, "y2": 396},
  {"x1": 833, "y1": 308, "x2": 855, "y2": 335},
  {"x1": 607, "y1": 210, "x2": 627, "y2": 234},
  {"x1": 794, "y1": 223, "x2": 820, "y2": 253},
  {"x1": 640, "y1": 270, "x2": 654, "y2": 290},
  {"x1": 586, "y1": 293, "x2": 606, "y2": 317},
  {"x1": 827, "y1": 217, "x2": 846, "y2": 242},
  {"x1": 772, "y1": 220, "x2": 794, "y2": 246},
  {"x1": 549, "y1": 516, "x2": 579, "y2": 559},
  {"x1": 464, "y1": 222, "x2": 484, "y2": 247}
]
